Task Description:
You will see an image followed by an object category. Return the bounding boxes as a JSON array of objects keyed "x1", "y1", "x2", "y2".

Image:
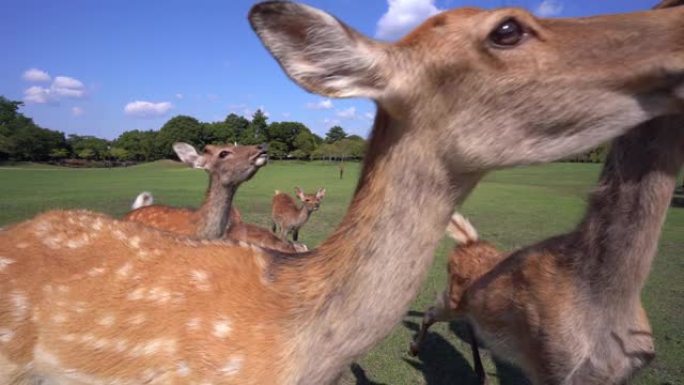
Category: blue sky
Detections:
[{"x1": 1, "y1": 0, "x2": 658, "y2": 140}]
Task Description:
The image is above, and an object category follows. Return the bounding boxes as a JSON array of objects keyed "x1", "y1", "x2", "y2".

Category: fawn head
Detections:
[
  {"x1": 250, "y1": 2, "x2": 684, "y2": 171},
  {"x1": 174, "y1": 142, "x2": 268, "y2": 186},
  {"x1": 295, "y1": 187, "x2": 326, "y2": 212}
]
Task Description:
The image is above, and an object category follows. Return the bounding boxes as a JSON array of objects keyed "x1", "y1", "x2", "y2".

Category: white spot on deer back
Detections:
[
  {"x1": 0, "y1": 328, "x2": 15, "y2": 343},
  {"x1": 116, "y1": 262, "x2": 133, "y2": 278},
  {"x1": 0, "y1": 256, "x2": 14, "y2": 271},
  {"x1": 177, "y1": 361, "x2": 191, "y2": 377},
  {"x1": 187, "y1": 317, "x2": 201, "y2": 331},
  {"x1": 212, "y1": 318, "x2": 232, "y2": 339},
  {"x1": 10, "y1": 291, "x2": 29, "y2": 321},
  {"x1": 52, "y1": 313, "x2": 68, "y2": 323},
  {"x1": 190, "y1": 270, "x2": 211, "y2": 291},
  {"x1": 98, "y1": 314, "x2": 116, "y2": 327},
  {"x1": 219, "y1": 356, "x2": 243, "y2": 376},
  {"x1": 87, "y1": 267, "x2": 106, "y2": 277}
]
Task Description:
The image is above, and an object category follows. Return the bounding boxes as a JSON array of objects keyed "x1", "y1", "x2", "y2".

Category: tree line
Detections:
[
  {"x1": 1, "y1": 95, "x2": 615, "y2": 165},
  {"x1": 0, "y1": 96, "x2": 366, "y2": 164}
]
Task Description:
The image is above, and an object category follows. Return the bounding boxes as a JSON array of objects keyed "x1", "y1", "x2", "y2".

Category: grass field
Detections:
[{"x1": 0, "y1": 161, "x2": 682, "y2": 384}]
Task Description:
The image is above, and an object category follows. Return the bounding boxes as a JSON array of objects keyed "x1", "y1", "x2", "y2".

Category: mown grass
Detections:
[{"x1": 0, "y1": 161, "x2": 681, "y2": 384}]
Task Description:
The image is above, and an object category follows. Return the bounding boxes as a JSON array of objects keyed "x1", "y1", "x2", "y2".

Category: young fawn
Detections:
[
  {"x1": 271, "y1": 187, "x2": 325, "y2": 242},
  {"x1": 124, "y1": 142, "x2": 268, "y2": 239},
  {"x1": 1, "y1": 2, "x2": 683, "y2": 384},
  {"x1": 411, "y1": 117, "x2": 684, "y2": 385}
]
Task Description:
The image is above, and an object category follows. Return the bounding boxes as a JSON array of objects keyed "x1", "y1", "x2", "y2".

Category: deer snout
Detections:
[{"x1": 252, "y1": 143, "x2": 269, "y2": 167}]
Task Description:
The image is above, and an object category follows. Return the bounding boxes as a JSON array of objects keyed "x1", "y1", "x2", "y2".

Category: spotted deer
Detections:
[
  {"x1": 123, "y1": 142, "x2": 268, "y2": 240},
  {"x1": 1, "y1": 2, "x2": 684, "y2": 384},
  {"x1": 411, "y1": 117, "x2": 684, "y2": 384},
  {"x1": 271, "y1": 187, "x2": 325, "y2": 242}
]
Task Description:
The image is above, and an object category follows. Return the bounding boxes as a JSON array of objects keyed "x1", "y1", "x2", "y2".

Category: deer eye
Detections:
[
  {"x1": 489, "y1": 18, "x2": 526, "y2": 47},
  {"x1": 219, "y1": 150, "x2": 231, "y2": 159}
]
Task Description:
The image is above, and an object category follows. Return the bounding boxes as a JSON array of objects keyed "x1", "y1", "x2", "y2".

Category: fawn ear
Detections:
[
  {"x1": 294, "y1": 186, "x2": 305, "y2": 200},
  {"x1": 249, "y1": 1, "x2": 391, "y2": 99},
  {"x1": 173, "y1": 142, "x2": 205, "y2": 169},
  {"x1": 316, "y1": 188, "x2": 326, "y2": 199}
]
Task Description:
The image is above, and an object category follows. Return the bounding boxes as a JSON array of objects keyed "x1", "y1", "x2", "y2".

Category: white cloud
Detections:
[
  {"x1": 22, "y1": 68, "x2": 51, "y2": 83},
  {"x1": 24, "y1": 86, "x2": 54, "y2": 104},
  {"x1": 22, "y1": 74, "x2": 87, "y2": 104},
  {"x1": 364, "y1": 112, "x2": 374, "y2": 120},
  {"x1": 375, "y1": 0, "x2": 442, "y2": 40},
  {"x1": 175, "y1": 93, "x2": 184, "y2": 99},
  {"x1": 71, "y1": 106, "x2": 84, "y2": 117},
  {"x1": 51, "y1": 76, "x2": 86, "y2": 98},
  {"x1": 306, "y1": 99, "x2": 334, "y2": 110},
  {"x1": 535, "y1": 0, "x2": 563, "y2": 17},
  {"x1": 124, "y1": 101, "x2": 173, "y2": 118},
  {"x1": 336, "y1": 107, "x2": 357, "y2": 119}
]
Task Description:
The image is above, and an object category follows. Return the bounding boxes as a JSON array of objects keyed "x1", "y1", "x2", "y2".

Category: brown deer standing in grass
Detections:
[
  {"x1": 271, "y1": 187, "x2": 326, "y2": 242},
  {"x1": 1, "y1": 2, "x2": 684, "y2": 384},
  {"x1": 411, "y1": 117, "x2": 684, "y2": 384},
  {"x1": 124, "y1": 142, "x2": 268, "y2": 239}
]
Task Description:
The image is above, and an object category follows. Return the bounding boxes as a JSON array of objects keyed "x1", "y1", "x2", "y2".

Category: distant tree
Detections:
[
  {"x1": 109, "y1": 147, "x2": 131, "y2": 161},
  {"x1": 224, "y1": 113, "x2": 250, "y2": 139},
  {"x1": 114, "y1": 130, "x2": 160, "y2": 161},
  {"x1": 49, "y1": 148, "x2": 69, "y2": 162},
  {"x1": 204, "y1": 122, "x2": 237, "y2": 144},
  {"x1": 78, "y1": 148, "x2": 95, "y2": 160},
  {"x1": 290, "y1": 149, "x2": 308, "y2": 160},
  {"x1": 293, "y1": 130, "x2": 317, "y2": 158},
  {"x1": 325, "y1": 126, "x2": 347, "y2": 143},
  {"x1": 67, "y1": 135, "x2": 110, "y2": 160},
  {"x1": 239, "y1": 110, "x2": 268, "y2": 145},
  {"x1": 268, "y1": 140, "x2": 288, "y2": 159},
  {"x1": 157, "y1": 115, "x2": 203, "y2": 157}
]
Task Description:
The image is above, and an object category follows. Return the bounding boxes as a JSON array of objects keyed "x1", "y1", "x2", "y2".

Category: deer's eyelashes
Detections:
[{"x1": 488, "y1": 18, "x2": 528, "y2": 48}]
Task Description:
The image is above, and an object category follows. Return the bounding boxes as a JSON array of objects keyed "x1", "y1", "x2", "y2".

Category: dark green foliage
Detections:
[{"x1": 325, "y1": 125, "x2": 347, "y2": 143}]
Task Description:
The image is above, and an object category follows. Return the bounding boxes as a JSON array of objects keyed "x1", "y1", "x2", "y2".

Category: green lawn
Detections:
[{"x1": 0, "y1": 161, "x2": 681, "y2": 384}]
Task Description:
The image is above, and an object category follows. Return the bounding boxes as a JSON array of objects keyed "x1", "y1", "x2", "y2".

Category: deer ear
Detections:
[
  {"x1": 173, "y1": 142, "x2": 205, "y2": 169},
  {"x1": 249, "y1": 1, "x2": 391, "y2": 99},
  {"x1": 316, "y1": 188, "x2": 326, "y2": 199},
  {"x1": 294, "y1": 187, "x2": 305, "y2": 200}
]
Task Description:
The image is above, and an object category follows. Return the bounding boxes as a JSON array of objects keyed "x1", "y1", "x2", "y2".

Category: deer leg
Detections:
[
  {"x1": 467, "y1": 322, "x2": 488, "y2": 385},
  {"x1": 410, "y1": 290, "x2": 454, "y2": 356}
]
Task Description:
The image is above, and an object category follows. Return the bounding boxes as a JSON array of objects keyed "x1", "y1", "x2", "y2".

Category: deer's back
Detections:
[
  {"x1": 123, "y1": 205, "x2": 199, "y2": 236},
  {"x1": 271, "y1": 193, "x2": 299, "y2": 222},
  {"x1": 227, "y1": 222, "x2": 297, "y2": 253},
  {"x1": 0, "y1": 210, "x2": 295, "y2": 384}
]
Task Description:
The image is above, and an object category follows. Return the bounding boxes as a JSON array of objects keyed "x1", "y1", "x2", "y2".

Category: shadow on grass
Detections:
[
  {"x1": 402, "y1": 311, "x2": 532, "y2": 385},
  {"x1": 350, "y1": 363, "x2": 388, "y2": 385}
]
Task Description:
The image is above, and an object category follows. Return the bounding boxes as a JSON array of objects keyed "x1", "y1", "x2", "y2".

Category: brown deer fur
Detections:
[
  {"x1": 271, "y1": 187, "x2": 325, "y2": 242},
  {"x1": 412, "y1": 117, "x2": 684, "y2": 384},
  {"x1": 123, "y1": 142, "x2": 267, "y2": 240},
  {"x1": 1, "y1": 2, "x2": 684, "y2": 384}
]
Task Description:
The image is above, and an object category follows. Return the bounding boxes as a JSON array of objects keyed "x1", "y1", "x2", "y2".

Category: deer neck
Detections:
[
  {"x1": 571, "y1": 117, "x2": 683, "y2": 303},
  {"x1": 195, "y1": 175, "x2": 237, "y2": 239},
  {"x1": 285, "y1": 108, "x2": 484, "y2": 383},
  {"x1": 295, "y1": 204, "x2": 312, "y2": 227}
]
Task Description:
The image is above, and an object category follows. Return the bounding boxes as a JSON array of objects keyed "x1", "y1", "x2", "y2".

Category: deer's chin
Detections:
[{"x1": 254, "y1": 155, "x2": 268, "y2": 167}]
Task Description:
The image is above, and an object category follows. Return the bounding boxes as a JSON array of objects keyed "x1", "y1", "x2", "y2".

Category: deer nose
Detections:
[{"x1": 257, "y1": 143, "x2": 268, "y2": 152}]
